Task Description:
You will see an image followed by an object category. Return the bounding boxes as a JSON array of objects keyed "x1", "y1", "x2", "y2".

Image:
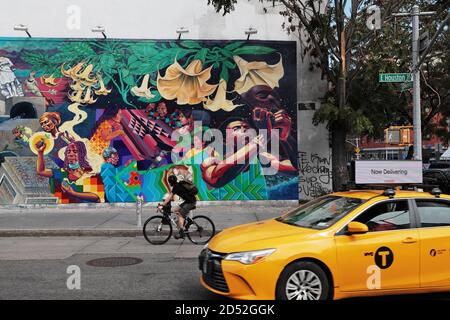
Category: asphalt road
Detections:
[
  {"x1": 0, "y1": 253, "x2": 223, "y2": 300},
  {"x1": 0, "y1": 237, "x2": 448, "y2": 300}
]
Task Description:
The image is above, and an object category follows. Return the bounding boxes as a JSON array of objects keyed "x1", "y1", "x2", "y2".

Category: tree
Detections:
[
  {"x1": 348, "y1": 0, "x2": 450, "y2": 157},
  {"x1": 208, "y1": 0, "x2": 411, "y2": 191}
]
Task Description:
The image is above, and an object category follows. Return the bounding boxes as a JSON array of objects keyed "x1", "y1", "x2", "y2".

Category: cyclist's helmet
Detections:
[{"x1": 168, "y1": 175, "x2": 177, "y2": 186}]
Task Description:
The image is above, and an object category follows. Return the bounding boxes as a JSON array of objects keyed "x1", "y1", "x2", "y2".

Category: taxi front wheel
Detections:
[{"x1": 276, "y1": 261, "x2": 331, "y2": 300}]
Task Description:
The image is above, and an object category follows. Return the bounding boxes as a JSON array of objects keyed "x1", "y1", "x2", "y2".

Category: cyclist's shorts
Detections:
[{"x1": 178, "y1": 202, "x2": 196, "y2": 217}]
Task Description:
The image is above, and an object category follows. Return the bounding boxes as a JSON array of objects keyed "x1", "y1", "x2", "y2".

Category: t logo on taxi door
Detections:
[{"x1": 375, "y1": 246, "x2": 394, "y2": 269}]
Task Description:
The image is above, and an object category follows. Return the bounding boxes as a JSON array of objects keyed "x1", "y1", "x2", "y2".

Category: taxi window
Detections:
[
  {"x1": 353, "y1": 200, "x2": 411, "y2": 232},
  {"x1": 416, "y1": 200, "x2": 450, "y2": 228},
  {"x1": 277, "y1": 196, "x2": 364, "y2": 230}
]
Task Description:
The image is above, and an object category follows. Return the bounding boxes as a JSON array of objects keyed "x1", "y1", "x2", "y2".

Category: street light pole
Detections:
[
  {"x1": 393, "y1": 6, "x2": 436, "y2": 161},
  {"x1": 412, "y1": 5, "x2": 422, "y2": 161}
]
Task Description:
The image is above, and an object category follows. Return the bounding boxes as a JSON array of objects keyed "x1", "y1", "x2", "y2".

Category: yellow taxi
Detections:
[{"x1": 199, "y1": 189, "x2": 450, "y2": 300}]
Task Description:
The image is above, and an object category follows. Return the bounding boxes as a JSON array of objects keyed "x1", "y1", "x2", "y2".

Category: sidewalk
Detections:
[{"x1": 0, "y1": 201, "x2": 298, "y2": 237}]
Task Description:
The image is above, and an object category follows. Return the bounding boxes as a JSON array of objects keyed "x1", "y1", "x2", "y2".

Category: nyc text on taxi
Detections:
[{"x1": 199, "y1": 189, "x2": 450, "y2": 300}]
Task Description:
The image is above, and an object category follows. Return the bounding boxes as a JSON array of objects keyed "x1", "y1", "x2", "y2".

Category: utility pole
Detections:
[{"x1": 393, "y1": 5, "x2": 436, "y2": 161}]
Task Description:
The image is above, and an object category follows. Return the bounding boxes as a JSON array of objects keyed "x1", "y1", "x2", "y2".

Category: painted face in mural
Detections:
[
  {"x1": 241, "y1": 85, "x2": 281, "y2": 111},
  {"x1": 40, "y1": 116, "x2": 56, "y2": 133},
  {"x1": 179, "y1": 113, "x2": 189, "y2": 126},
  {"x1": 227, "y1": 120, "x2": 250, "y2": 138},
  {"x1": 106, "y1": 152, "x2": 119, "y2": 166},
  {"x1": 157, "y1": 103, "x2": 168, "y2": 117},
  {"x1": 65, "y1": 143, "x2": 79, "y2": 165}
]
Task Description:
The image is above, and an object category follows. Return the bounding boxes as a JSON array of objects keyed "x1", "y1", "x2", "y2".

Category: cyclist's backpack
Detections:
[{"x1": 179, "y1": 180, "x2": 199, "y2": 197}]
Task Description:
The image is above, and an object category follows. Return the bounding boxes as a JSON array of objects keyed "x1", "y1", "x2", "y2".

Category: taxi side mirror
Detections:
[{"x1": 347, "y1": 221, "x2": 369, "y2": 235}]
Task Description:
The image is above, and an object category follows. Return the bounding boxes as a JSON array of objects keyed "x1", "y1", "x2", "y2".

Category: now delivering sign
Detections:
[{"x1": 355, "y1": 160, "x2": 423, "y2": 184}]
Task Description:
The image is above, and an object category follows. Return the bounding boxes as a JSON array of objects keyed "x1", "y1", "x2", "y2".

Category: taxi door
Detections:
[
  {"x1": 414, "y1": 199, "x2": 450, "y2": 287},
  {"x1": 335, "y1": 199, "x2": 420, "y2": 292}
]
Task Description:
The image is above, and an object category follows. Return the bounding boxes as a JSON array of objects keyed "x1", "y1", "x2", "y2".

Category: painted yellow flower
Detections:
[
  {"x1": 233, "y1": 55, "x2": 284, "y2": 94},
  {"x1": 131, "y1": 74, "x2": 154, "y2": 99},
  {"x1": 157, "y1": 59, "x2": 217, "y2": 105},
  {"x1": 204, "y1": 79, "x2": 242, "y2": 112},
  {"x1": 94, "y1": 73, "x2": 112, "y2": 96}
]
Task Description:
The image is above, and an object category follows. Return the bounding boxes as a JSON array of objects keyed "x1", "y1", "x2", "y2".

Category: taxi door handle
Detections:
[{"x1": 402, "y1": 237, "x2": 418, "y2": 244}]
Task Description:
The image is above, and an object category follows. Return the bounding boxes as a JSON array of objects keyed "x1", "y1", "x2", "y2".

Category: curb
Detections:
[
  {"x1": 0, "y1": 200, "x2": 300, "y2": 211},
  {"x1": 0, "y1": 229, "x2": 143, "y2": 237},
  {"x1": 0, "y1": 228, "x2": 225, "y2": 237}
]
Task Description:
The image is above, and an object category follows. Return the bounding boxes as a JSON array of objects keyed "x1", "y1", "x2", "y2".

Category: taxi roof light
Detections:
[
  {"x1": 383, "y1": 188, "x2": 396, "y2": 198},
  {"x1": 431, "y1": 188, "x2": 442, "y2": 198}
]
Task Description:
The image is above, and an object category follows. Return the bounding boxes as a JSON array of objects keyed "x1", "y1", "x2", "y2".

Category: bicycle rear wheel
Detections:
[
  {"x1": 186, "y1": 215, "x2": 215, "y2": 245},
  {"x1": 143, "y1": 216, "x2": 172, "y2": 245}
]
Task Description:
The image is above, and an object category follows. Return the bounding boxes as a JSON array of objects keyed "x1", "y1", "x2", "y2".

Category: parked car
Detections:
[
  {"x1": 428, "y1": 161, "x2": 450, "y2": 169},
  {"x1": 423, "y1": 169, "x2": 450, "y2": 194},
  {"x1": 199, "y1": 189, "x2": 450, "y2": 300}
]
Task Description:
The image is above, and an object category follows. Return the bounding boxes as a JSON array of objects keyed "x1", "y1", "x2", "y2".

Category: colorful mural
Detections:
[{"x1": 0, "y1": 38, "x2": 298, "y2": 204}]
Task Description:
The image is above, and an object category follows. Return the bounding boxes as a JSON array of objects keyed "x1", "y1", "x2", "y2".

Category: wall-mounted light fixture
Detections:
[
  {"x1": 245, "y1": 27, "x2": 257, "y2": 40},
  {"x1": 92, "y1": 26, "x2": 107, "y2": 39},
  {"x1": 176, "y1": 27, "x2": 189, "y2": 40},
  {"x1": 14, "y1": 24, "x2": 31, "y2": 37}
]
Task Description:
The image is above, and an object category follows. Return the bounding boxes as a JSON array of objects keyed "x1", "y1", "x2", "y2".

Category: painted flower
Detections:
[
  {"x1": 157, "y1": 59, "x2": 217, "y2": 105},
  {"x1": 42, "y1": 75, "x2": 59, "y2": 86},
  {"x1": 233, "y1": 55, "x2": 284, "y2": 94},
  {"x1": 94, "y1": 74, "x2": 112, "y2": 96},
  {"x1": 131, "y1": 74, "x2": 154, "y2": 99},
  {"x1": 128, "y1": 171, "x2": 140, "y2": 187},
  {"x1": 204, "y1": 79, "x2": 242, "y2": 112}
]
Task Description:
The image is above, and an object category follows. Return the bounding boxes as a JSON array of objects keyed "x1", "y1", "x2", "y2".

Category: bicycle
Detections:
[{"x1": 143, "y1": 203, "x2": 215, "y2": 245}]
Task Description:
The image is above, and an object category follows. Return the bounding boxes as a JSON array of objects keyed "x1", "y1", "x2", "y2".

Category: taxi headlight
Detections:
[{"x1": 224, "y1": 249, "x2": 276, "y2": 265}]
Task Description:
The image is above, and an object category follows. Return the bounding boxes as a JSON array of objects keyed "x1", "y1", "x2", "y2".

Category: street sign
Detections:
[
  {"x1": 379, "y1": 73, "x2": 413, "y2": 83},
  {"x1": 400, "y1": 81, "x2": 413, "y2": 92},
  {"x1": 355, "y1": 147, "x2": 361, "y2": 154}
]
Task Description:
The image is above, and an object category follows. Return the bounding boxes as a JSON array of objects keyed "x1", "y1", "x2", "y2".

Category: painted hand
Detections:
[
  {"x1": 273, "y1": 109, "x2": 291, "y2": 141},
  {"x1": 252, "y1": 107, "x2": 273, "y2": 132}
]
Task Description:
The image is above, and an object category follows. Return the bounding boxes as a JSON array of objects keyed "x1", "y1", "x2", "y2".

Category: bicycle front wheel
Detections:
[
  {"x1": 186, "y1": 215, "x2": 215, "y2": 245},
  {"x1": 143, "y1": 216, "x2": 172, "y2": 245}
]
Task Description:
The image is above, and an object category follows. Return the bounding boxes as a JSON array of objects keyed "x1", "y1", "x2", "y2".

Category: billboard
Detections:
[
  {"x1": 355, "y1": 160, "x2": 423, "y2": 184},
  {"x1": 0, "y1": 38, "x2": 298, "y2": 204}
]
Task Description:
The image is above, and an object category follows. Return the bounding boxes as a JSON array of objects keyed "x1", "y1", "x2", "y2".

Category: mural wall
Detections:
[{"x1": 0, "y1": 38, "x2": 298, "y2": 204}]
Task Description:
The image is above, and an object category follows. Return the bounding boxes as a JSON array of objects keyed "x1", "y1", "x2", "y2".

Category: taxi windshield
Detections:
[{"x1": 277, "y1": 196, "x2": 364, "y2": 230}]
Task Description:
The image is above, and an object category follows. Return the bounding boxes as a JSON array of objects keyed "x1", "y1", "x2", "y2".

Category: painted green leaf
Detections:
[
  {"x1": 224, "y1": 41, "x2": 245, "y2": 51},
  {"x1": 222, "y1": 49, "x2": 234, "y2": 59},
  {"x1": 193, "y1": 48, "x2": 208, "y2": 62},
  {"x1": 220, "y1": 67, "x2": 229, "y2": 82},
  {"x1": 232, "y1": 46, "x2": 276, "y2": 55},
  {"x1": 128, "y1": 42, "x2": 159, "y2": 58},
  {"x1": 100, "y1": 54, "x2": 116, "y2": 70},
  {"x1": 123, "y1": 74, "x2": 135, "y2": 86},
  {"x1": 180, "y1": 40, "x2": 202, "y2": 49}
]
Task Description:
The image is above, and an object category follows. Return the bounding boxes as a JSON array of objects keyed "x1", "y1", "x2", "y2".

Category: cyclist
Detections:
[{"x1": 160, "y1": 175, "x2": 197, "y2": 239}]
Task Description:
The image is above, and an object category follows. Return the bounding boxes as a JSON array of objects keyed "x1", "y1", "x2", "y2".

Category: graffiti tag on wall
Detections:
[{"x1": 298, "y1": 151, "x2": 332, "y2": 198}]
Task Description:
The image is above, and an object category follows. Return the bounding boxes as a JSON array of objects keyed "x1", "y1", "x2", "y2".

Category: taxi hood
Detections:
[{"x1": 208, "y1": 219, "x2": 317, "y2": 253}]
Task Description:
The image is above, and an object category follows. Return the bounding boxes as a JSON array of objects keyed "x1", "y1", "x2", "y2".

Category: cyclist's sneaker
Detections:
[{"x1": 174, "y1": 229, "x2": 185, "y2": 239}]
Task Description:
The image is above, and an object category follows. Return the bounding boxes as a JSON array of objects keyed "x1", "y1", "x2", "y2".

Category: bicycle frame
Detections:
[{"x1": 157, "y1": 206, "x2": 195, "y2": 234}]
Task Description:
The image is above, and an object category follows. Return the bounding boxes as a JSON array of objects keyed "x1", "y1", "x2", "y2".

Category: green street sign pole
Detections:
[{"x1": 379, "y1": 73, "x2": 413, "y2": 83}]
